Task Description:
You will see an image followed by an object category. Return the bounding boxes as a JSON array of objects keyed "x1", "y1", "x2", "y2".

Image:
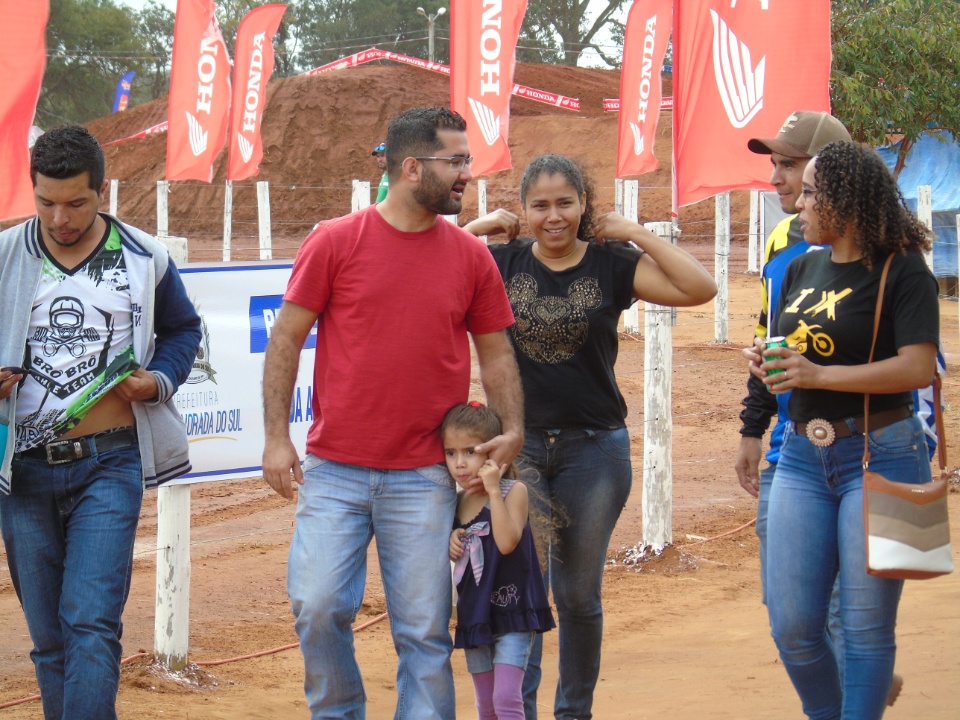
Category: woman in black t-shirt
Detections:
[
  {"x1": 744, "y1": 142, "x2": 939, "y2": 719},
  {"x1": 467, "y1": 154, "x2": 716, "y2": 719}
]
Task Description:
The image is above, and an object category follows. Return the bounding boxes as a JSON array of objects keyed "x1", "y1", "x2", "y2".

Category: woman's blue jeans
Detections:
[
  {"x1": 767, "y1": 416, "x2": 929, "y2": 720},
  {"x1": 519, "y1": 427, "x2": 632, "y2": 720},
  {"x1": 0, "y1": 446, "x2": 143, "y2": 720}
]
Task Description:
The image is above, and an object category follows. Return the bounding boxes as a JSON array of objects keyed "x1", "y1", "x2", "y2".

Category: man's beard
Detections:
[
  {"x1": 413, "y1": 166, "x2": 463, "y2": 216},
  {"x1": 47, "y1": 213, "x2": 98, "y2": 247}
]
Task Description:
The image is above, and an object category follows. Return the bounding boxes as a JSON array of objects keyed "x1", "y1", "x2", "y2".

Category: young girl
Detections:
[{"x1": 441, "y1": 402, "x2": 554, "y2": 720}]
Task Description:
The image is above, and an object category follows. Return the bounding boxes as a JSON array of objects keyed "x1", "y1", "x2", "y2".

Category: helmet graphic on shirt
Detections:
[{"x1": 33, "y1": 296, "x2": 102, "y2": 358}]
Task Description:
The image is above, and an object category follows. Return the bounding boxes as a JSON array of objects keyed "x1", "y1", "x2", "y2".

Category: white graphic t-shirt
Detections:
[{"x1": 15, "y1": 223, "x2": 139, "y2": 451}]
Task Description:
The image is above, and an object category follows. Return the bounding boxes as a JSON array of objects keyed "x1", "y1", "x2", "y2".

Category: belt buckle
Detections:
[
  {"x1": 805, "y1": 418, "x2": 837, "y2": 448},
  {"x1": 45, "y1": 438, "x2": 85, "y2": 465}
]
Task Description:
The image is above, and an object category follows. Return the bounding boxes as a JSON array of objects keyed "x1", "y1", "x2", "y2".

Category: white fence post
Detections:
[
  {"x1": 158, "y1": 236, "x2": 188, "y2": 265},
  {"x1": 715, "y1": 192, "x2": 730, "y2": 344},
  {"x1": 918, "y1": 185, "x2": 933, "y2": 271},
  {"x1": 622, "y1": 180, "x2": 640, "y2": 334},
  {"x1": 156, "y1": 180, "x2": 169, "y2": 239},
  {"x1": 643, "y1": 221, "x2": 673, "y2": 552},
  {"x1": 748, "y1": 190, "x2": 759, "y2": 273},
  {"x1": 155, "y1": 484, "x2": 191, "y2": 671},
  {"x1": 257, "y1": 180, "x2": 272, "y2": 260},
  {"x1": 352, "y1": 179, "x2": 371, "y2": 211},
  {"x1": 109, "y1": 179, "x2": 118, "y2": 217},
  {"x1": 478, "y1": 178, "x2": 487, "y2": 217},
  {"x1": 223, "y1": 180, "x2": 233, "y2": 262},
  {"x1": 615, "y1": 178, "x2": 624, "y2": 215}
]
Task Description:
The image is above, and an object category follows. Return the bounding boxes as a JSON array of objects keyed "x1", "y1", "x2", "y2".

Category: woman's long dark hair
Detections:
[
  {"x1": 519, "y1": 154, "x2": 597, "y2": 241},
  {"x1": 813, "y1": 141, "x2": 932, "y2": 269}
]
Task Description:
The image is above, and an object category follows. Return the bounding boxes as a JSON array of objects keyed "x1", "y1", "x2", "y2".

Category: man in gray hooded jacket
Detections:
[{"x1": 0, "y1": 124, "x2": 200, "y2": 719}]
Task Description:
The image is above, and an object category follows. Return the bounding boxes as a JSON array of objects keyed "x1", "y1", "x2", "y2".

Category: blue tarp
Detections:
[{"x1": 877, "y1": 131, "x2": 960, "y2": 278}]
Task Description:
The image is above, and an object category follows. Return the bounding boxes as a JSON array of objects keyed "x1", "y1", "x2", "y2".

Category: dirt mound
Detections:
[{"x1": 84, "y1": 62, "x2": 742, "y2": 257}]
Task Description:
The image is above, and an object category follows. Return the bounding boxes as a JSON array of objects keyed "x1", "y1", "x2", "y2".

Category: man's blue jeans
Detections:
[
  {"x1": 0, "y1": 445, "x2": 143, "y2": 720},
  {"x1": 519, "y1": 428, "x2": 632, "y2": 720},
  {"x1": 767, "y1": 417, "x2": 928, "y2": 720},
  {"x1": 287, "y1": 455, "x2": 457, "y2": 720}
]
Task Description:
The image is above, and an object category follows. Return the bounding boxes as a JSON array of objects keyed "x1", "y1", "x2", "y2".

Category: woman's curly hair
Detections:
[{"x1": 812, "y1": 141, "x2": 932, "y2": 269}]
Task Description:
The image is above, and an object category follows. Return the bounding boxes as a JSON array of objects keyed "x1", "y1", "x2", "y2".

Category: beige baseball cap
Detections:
[{"x1": 748, "y1": 111, "x2": 851, "y2": 158}]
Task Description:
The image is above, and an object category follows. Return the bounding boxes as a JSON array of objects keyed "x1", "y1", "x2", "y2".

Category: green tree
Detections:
[
  {"x1": 291, "y1": 0, "x2": 439, "y2": 71},
  {"x1": 518, "y1": 0, "x2": 627, "y2": 66},
  {"x1": 40, "y1": 0, "x2": 147, "y2": 125},
  {"x1": 830, "y1": 0, "x2": 960, "y2": 176},
  {"x1": 130, "y1": 0, "x2": 175, "y2": 105}
]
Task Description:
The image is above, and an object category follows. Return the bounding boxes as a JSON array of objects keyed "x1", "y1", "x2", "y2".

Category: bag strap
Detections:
[{"x1": 862, "y1": 254, "x2": 947, "y2": 474}]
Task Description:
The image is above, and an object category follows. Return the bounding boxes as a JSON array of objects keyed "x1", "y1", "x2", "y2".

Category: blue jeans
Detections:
[
  {"x1": 287, "y1": 455, "x2": 458, "y2": 720},
  {"x1": 0, "y1": 446, "x2": 143, "y2": 720},
  {"x1": 759, "y1": 462, "x2": 846, "y2": 679},
  {"x1": 519, "y1": 428, "x2": 632, "y2": 720},
  {"x1": 767, "y1": 417, "x2": 929, "y2": 720}
]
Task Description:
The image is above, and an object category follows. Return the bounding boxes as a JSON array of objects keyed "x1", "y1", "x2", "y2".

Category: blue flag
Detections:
[{"x1": 112, "y1": 71, "x2": 136, "y2": 112}]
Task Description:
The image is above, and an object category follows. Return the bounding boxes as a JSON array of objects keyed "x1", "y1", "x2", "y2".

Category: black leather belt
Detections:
[
  {"x1": 795, "y1": 406, "x2": 913, "y2": 447},
  {"x1": 19, "y1": 427, "x2": 138, "y2": 465}
]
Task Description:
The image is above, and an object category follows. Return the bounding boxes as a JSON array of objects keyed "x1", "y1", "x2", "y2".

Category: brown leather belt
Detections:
[
  {"x1": 795, "y1": 406, "x2": 913, "y2": 447},
  {"x1": 19, "y1": 427, "x2": 138, "y2": 465}
]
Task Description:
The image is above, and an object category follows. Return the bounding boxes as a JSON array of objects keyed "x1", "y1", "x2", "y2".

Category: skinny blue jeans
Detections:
[
  {"x1": 766, "y1": 416, "x2": 929, "y2": 720},
  {"x1": 287, "y1": 455, "x2": 457, "y2": 720},
  {"x1": 519, "y1": 427, "x2": 632, "y2": 720},
  {"x1": 0, "y1": 446, "x2": 143, "y2": 720}
]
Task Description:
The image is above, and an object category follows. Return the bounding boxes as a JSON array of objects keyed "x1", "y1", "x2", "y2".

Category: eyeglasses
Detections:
[{"x1": 412, "y1": 156, "x2": 474, "y2": 171}]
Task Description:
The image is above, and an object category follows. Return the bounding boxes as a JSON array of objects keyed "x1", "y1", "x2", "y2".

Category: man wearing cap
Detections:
[
  {"x1": 735, "y1": 110, "x2": 908, "y2": 706},
  {"x1": 372, "y1": 141, "x2": 389, "y2": 201}
]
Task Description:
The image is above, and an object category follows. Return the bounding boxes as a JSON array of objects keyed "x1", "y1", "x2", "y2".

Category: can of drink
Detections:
[{"x1": 763, "y1": 336, "x2": 789, "y2": 376}]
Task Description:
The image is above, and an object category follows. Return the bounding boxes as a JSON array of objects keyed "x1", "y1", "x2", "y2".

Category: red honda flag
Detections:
[
  {"x1": 227, "y1": 4, "x2": 286, "y2": 181},
  {"x1": 616, "y1": 0, "x2": 672, "y2": 177},
  {"x1": 0, "y1": 2, "x2": 48, "y2": 222},
  {"x1": 450, "y1": 0, "x2": 528, "y2": 176},
  {"x1": 673, "y1": 0, "x2": 831, "y2": 206},
  {"x1": 167, "y1": 0, "x2": 231, "y2": 182}
]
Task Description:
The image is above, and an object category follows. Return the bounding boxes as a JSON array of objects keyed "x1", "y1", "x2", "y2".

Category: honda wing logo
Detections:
[
  {"x1": 237, "y1": 134, "x2": 254, "y2": 163},
  {"x1": 186, "y1": 112, "x2": 209, "y2": 156},
  {"x1": 710, "y1": 10, "x2": 765, "y2": 129},
  {"x1": 629, "y1": 122, "x2": 646, "y2": 156},
  {"x1": 468, "y1": 98, "x2": 501, "y2": 146}
]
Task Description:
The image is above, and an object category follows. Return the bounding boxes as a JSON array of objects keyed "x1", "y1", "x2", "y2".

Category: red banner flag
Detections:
[
  {"x1": 673, "y1": 0, "x2": 831, "y2": 206},
  {"x1": 0, "y1": 2, "x2": 48, "y2": 222},
  {"x1": 227, "y1": 4, "x2": 286, "y2": 181},
  {"x1": 616, "y1": 0, "x2": 672, "y2": 177},
  {"x1": 167, "y1": 0, "x2": 231, "y2": 182},
  {"x1": 450, "y1": 0, "x2": 528, "y2": 176}
]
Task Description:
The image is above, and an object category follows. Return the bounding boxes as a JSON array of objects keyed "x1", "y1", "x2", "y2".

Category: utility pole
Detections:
[{"x1": 417, "y1": 6, "x2": 446, "y2": 63}]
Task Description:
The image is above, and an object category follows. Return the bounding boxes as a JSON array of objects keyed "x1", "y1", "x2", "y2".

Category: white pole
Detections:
[
  {"x1": 478, "y1": 178, "x2": 487, "y2": 217},
  {"x1": 615, "y1": 178, "x2": 624, "y2": 215},
  {"x1": 156, "y1": 180, "x2": 169, "y2": 238},
  {"x1": 759, "y1": 194, "x2": 767, "y2": 274},
  {"x1": 154, "y1": 484, "x2": 191, "y2": 671},
  {"x1": 158, "y1": 236, "x2": 188, "y2": 265},
  {"x1": 223, "y1": 180, "x2": 233, "y2": 262},
  {"x1": 622, "y1": 180, "x2": 640, "y2": 334},
  {"x1": 351, "y1": 179, "x2": 371, "y2": 211},
  {"x1": 109, "y1": 179, "x2": 118, "y2": 217},
  {"x1": 748, "y1": 190, "x2": 759, "y2": 273},
  {"x1": 715, "y1": 192, "x2": 730, "y2": 344},
  {"x1": 257, "y1": 180, "x2": 272, "y2": 261},
  {"x1": 643, "y1": 220, "x2": 673, "y2": 552},
  {"x1": 918, "y1": 185, "x2": 933, "y2": 271}
]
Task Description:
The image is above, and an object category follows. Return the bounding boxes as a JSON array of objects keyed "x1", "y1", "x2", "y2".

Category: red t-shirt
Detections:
[{"x1": 284, "y1": 205, "x2": 514, "y2": 468}]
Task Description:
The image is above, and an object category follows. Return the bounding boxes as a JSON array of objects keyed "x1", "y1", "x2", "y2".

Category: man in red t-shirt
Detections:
[{"x1": 261, "y1": 107, "x2": 522, "y2": 720}]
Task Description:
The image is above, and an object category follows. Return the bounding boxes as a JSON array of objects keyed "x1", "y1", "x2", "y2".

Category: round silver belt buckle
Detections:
[{"x1": 805, "y1": 418, "x2": 836, "y2": 447}]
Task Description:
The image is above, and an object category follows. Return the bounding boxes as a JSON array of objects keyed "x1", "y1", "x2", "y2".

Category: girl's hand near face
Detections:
[{"x1": 478, "y1": 458, "x2": 505, "y2": 496}]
